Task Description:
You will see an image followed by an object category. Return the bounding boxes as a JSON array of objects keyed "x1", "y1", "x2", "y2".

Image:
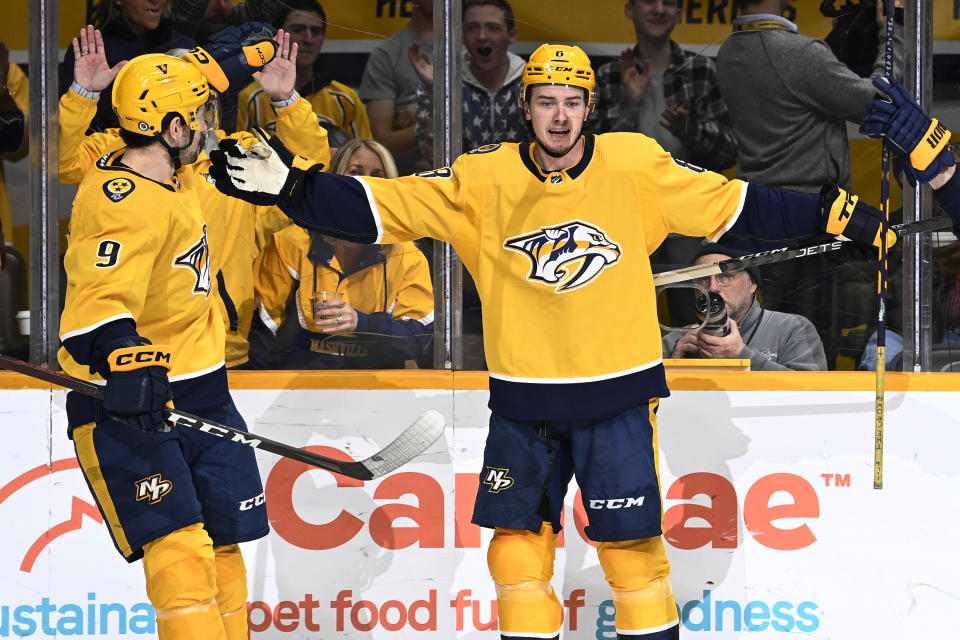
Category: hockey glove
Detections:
[
  {"x1": 860, "y1": 76, "x2": 955, "y2": 186},
  {"x1": 101, "y1": 337, "x2": 173, "y2": 435},
  {"x1": 181, "y1": 22, "x2": 277, "y2": 92},
  {"x1": 209, "y1": 127, "x2": 323, "y2": 206},
  {"x1": 820, "y1": 185, "x2": 897, "y2": 249}
]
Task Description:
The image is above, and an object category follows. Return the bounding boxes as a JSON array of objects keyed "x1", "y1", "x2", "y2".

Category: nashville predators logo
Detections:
[
  {"x1": 102, "y1": 178, "x2": 135, "y2": 202},
  {"x1": 135, "y1": 474, "x2": 172, "y2": 505},
  {"x1": 504, "y1": 220, "x2": 622, "y2": 292},
  {"x1": 173, "y1": 224, "x2": 212, "y2": 295},
  {"x1": 482, "y1": 467, "x2": 514, "y2": 493}
]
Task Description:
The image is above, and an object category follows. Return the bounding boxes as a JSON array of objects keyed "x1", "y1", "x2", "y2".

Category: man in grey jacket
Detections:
[
  {"x1": 662, "y1": 244, "x2": 828, "y2": 371},
  {"x1": 716, "y1": 0, "x2": 901, "y2": 193}
]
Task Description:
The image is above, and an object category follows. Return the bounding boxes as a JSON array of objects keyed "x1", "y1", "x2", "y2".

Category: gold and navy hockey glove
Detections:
[
  {"x1": 181, "y1": 22, "x2": 277, "y2": 92},
  {"x1": 861, "y1": 77, "x2": 955, "y2": 186},
  {"x1": 102, "y1": 336, "x2": 173, "y2": 435},
  {"x1": 820, "y1": 185, "x2": 898, "y2": 249}
]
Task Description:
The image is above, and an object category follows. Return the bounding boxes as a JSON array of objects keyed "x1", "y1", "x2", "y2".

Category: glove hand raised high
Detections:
[
  {"x1": 209, "y1": 128, "x2": 323, "y2": 206},
  {"x1": 860, "y1": 76, "x2": 955, "y2": 186},
  {"x1": 101, "y1": 337, "x2": 173, "y2": 435},
  {"x1": 181, "y1": 22, "x2": 277, "y2": 92},
  {"x1": 820, "y1": 185, "x2": 897, "y2": 250}
]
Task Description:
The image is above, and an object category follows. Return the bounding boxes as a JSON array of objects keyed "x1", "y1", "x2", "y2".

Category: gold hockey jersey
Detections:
[
  {"x1": 321, "y1": 134, "x2": 747, "y2": 418},
  {"x1": 59, "y1": 151, "x2": 225, "y2": 382},
  {"x1": 58, "y1": 88, "x2": 330, "y2": 367}
]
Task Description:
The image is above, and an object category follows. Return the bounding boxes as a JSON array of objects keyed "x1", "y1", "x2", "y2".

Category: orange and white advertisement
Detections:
[{"x1": 0, "y1": 384, "x2": 957, "y2": 638}]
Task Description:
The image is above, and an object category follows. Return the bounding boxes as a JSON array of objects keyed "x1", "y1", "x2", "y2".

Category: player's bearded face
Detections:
[
  {"x1": 179, "y1": 128, "x2": 207, "y2": 166},
  {"x1": 525, "y1": 85, "x2": 590, "y2": 158},
  {"x1": 174, "y1": 102, "x2": 215, "y2": 166}
]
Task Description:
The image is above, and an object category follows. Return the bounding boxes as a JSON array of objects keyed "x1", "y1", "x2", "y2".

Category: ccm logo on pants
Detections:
[{"x1": 588, "y1": 497, "x2": 645, "y2": 510}]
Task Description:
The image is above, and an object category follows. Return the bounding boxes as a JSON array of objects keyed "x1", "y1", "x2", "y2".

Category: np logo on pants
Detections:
[
  {"x1": 135, "y1": 474, "x2": 172, "y2": 504},
  {"x1": 482, "y1": 467, "x2": 514, "y2": 493}
]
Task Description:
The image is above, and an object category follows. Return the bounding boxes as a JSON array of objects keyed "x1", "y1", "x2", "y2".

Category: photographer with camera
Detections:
[{"x1": 662, "y1": 244, "x2": 828, "y2": 371}]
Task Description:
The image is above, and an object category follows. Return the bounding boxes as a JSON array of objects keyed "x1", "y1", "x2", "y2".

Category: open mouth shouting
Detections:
[{"x1": 546, "y1": 126, "x2": 571, "y2": 144}]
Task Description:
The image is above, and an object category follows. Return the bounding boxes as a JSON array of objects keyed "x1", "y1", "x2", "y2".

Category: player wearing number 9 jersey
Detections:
[
  {"x1": 58, "y1": 54, "x2": 269, "y2": 640},
  {"x1": 58, "y1": 30, "x2": 331, "y2": 368}
]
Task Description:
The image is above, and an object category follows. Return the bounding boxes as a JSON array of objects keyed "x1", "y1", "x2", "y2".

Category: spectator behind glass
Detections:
[
  {"x1": 592, "y1": 0, "x2": 739, "y2": 328},
  {"x1": 60, "y1": 0, "x2": 196, "y2": 133},
  {"x1": 714, "y1": 0, "x2": 902, "y2": 368},
  {"x1": 0, "y1": 42, "x2": 28, "y2": 269},
  {"x1": 661, "y1": 244, "x2": 827, "y2": 371},
  {"x1": 717, "y1": 0, "x2": 900, "y2": 192},
  {"x1": 359, "y1": 0, "x2": 433, "y2": 175},
  {"x1": 238, "y1": 0, "x2": 373, "y2": 140},
  {"x1": 249, "y1": 139, "x2": 434, "y2": 369},
  {"x1": 0, "y1": 44, "x2": 28, "y2": 359},
  {"x1": 168, "y1": 0, "x2": 291, "y2": 41},
  {"x1": 592, "y1": 0, "x2": 738, "y2": 172},
  {"x1": 410, "y1": 0, "x2": 527, "y2": 164}
]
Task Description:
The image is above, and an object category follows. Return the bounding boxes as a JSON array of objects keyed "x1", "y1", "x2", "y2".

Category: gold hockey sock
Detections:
[
  {"x1": 598, "y1": 537, "x2": 679, "y2": 634},
  {"x1": 488, "y1": 523, "x2": 562, "y2": 636},
  {"x1": 142, "y1": 523, "x2": 226, "y2": 640},
  {"x1": 214, "y1": 544, "x2": 249, "y2": 640}
]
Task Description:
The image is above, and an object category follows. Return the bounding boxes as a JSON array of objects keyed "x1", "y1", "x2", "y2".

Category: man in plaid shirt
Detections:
[{"x1": 590, "y1": 0, "x2": 737, "y2": 173}]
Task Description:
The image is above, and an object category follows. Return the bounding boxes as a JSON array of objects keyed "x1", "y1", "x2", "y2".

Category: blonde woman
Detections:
[{"x1": 250, "y1": 139, "x2": 434, "y2": 368}]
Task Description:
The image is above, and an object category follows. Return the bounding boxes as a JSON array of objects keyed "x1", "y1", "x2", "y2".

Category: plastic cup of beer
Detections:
[{"x1": 312, "y1": 291, "x2": 344, "y2": 329}]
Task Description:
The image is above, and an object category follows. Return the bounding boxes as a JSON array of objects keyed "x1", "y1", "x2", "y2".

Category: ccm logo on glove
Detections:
[{"x1": 110, "y1": 346, "x2": 173, "y2": 371}]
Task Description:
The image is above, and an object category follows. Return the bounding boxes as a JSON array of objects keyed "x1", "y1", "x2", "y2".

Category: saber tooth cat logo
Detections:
[{"x1": 504, "y1": 220, "x2": 622, "y2": 292}]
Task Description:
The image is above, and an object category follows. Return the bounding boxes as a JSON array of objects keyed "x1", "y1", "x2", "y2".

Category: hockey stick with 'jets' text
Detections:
[
  {"x1": 0, "y1": 355, "x2": 445, "y2": 481},
  {"x1": 653, "y1": 216, "x2": 952, "y2": 287}
]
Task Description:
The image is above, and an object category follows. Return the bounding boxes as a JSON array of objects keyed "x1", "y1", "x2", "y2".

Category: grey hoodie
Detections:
[{"x1": 415, "y1": 51, "x2": 528, "y2": 163}]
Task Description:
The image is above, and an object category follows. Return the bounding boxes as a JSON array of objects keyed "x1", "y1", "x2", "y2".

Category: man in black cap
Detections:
[{"x1": 662, "y1": 243, "x2": 828, "y2": 371}]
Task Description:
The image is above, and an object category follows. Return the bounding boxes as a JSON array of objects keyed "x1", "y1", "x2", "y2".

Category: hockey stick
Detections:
[
  {"x1": 0, "y1": 355, "x2": 445, "y2": 481},
  {"x1": 874, "y1": 0, "x2": 897, "y2": 490},
  {"x1": 652, "y1": 216, "x2": 951, "y2": 287}
]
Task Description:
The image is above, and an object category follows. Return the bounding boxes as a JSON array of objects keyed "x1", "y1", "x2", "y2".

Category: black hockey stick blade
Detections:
[
  {"x1": 0, "y1": 355, "x2": 445, "y2": 480},
  {"x1": 653, "y1": 216, "x2": 952, "y2": 287}
]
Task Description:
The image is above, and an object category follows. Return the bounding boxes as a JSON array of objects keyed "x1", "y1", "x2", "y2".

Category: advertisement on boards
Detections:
[{"x1": 0, "y1": 387, "x2": 958, "y2": 638}]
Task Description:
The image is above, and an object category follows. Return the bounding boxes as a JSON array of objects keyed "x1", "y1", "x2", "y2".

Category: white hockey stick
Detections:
[
  {"x1": 0, "y1": 355, "x2": 444, "y2": 480},
  {"x1": 652, "y1": 216, "x2": 952, "y2": 287}
]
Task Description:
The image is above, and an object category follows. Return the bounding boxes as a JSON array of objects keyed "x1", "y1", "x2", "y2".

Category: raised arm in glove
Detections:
[{"x1": 860, "y1": 76, "x2": 955, "y2": 186}]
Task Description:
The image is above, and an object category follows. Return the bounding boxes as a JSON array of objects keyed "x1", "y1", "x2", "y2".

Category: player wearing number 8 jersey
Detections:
[
  {"x1": 59, "y1": 53, "x2": 268, "y2": 640},
  {"x1": 208, "y1": 44, "x2": 896, "y2": 640}
]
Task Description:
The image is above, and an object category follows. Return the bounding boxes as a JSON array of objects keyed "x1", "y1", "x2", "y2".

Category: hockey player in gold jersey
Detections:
[
  {"x1": 209, "y1": 44, "x2": 897, "y2": 640},
  {"x1": 59, "y1": 25, "x2": 330, "y2": 368},
  {"x1": 59, "y1": 51, "x2": 270, "y2": 640}
]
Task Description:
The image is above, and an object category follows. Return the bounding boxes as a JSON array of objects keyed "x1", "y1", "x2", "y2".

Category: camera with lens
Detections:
[
  {"x1": 696, "y1": 291, "x2": 731, "y2": 337},
  {"x1": 820, "y1": 0, "x2": 903, "y2": 78}
]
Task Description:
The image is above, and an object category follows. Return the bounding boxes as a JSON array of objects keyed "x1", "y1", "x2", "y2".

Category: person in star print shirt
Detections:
[{"x1": 410, "y1": 0, "x2": 528, "y2": 164}]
